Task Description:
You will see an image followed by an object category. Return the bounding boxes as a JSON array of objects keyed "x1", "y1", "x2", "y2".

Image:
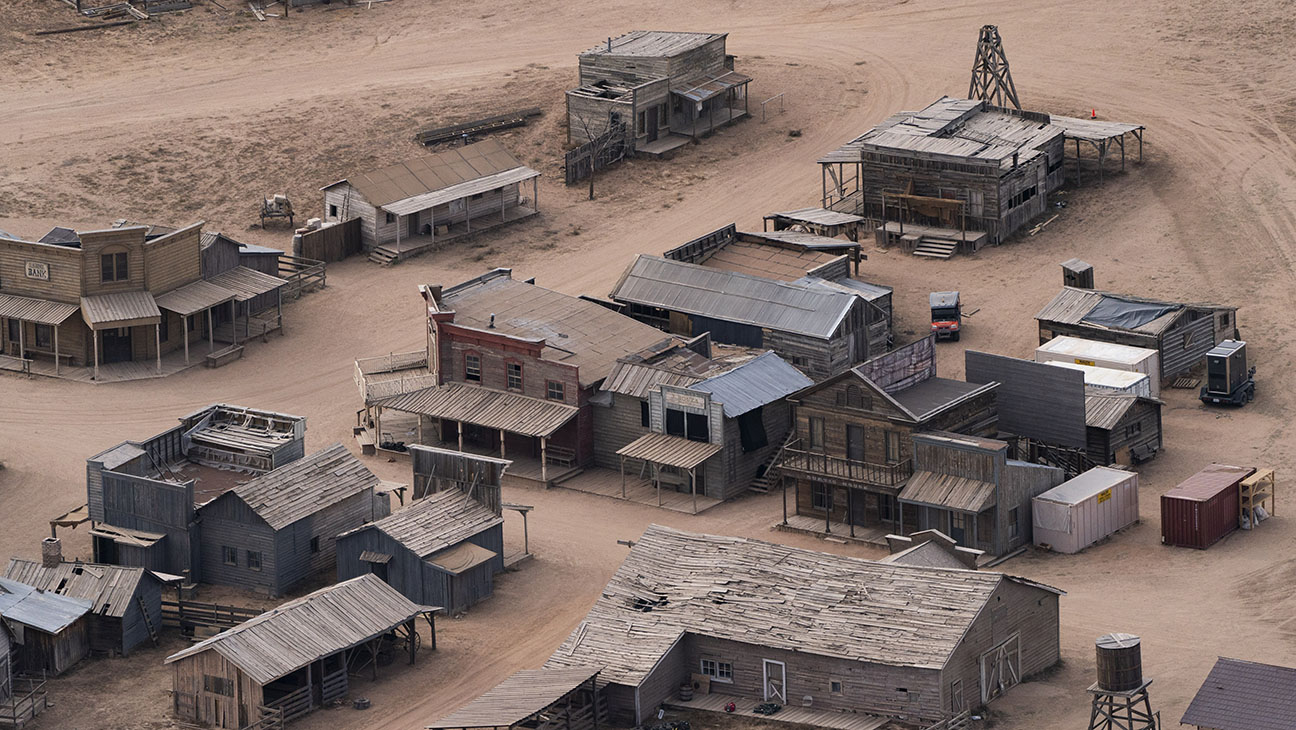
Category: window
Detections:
[
  {"x1": 1008, "y1": 507, "x2": 1020, "y2": 539},
  {"x1": 666, "y1": 409, "x2": 685, "y2": 437},
  {"x1": 950, "y1": 513, "x2": 973, "y2": 545},
  {"x1": 843, "y1": 385, "x2": 869, "y2": 409},
  {"x1": 811, "y1": 482, "x2": 833, "y2": 511},
  {"x1": 6, "y1": 320, "x2": 18, "y2": 344},
  {"x1": 159, "y1": 313, "x2": 169, "y2": 343},
  {"x1": 464, "y1": 353, "x2": 481, "y2": 382},
  {"x1": 808, "y1": 417, "x2": 825, "y2": 451},
  {"x1": 34, "y1": 324, "x2": 52, "y2": 349},
  {"x1": 830, "y1": 680, "x2": 843, "y2": 694},
  {"x1": 658, "y1": 104, "x2": 668, "y2": 125},
  {"x1": 100, "y1": 251, "x2": 128, "y2": 282},
  {"x1": 885, "y1": 430, "x2": 901, "y2": 463},
  {"x1": 1218, "y1": 312, "x2": 1230, "y2": 331},
  {"x1": 685, "y1": 412, "x2": 710, "y2": 443},
  {"x1": 203, "y1": 675, "x2": 234, "y2": 697},
  {"x1": 310, "y1": 536, "x2": 321, "y2": 553},
  {"x1": 329, "y1": 204, "x2": 338, "y2": 218},
  {"x1": 247, "y1": 550, "x2": 262, "y2": 571},
  {"x1": 877, "y1": 492, "x2": 897, "y2": 522},
  {"x1": 506, "y1": 362, "x2": 523, "y2": 391},
  {"x1": 700, "y1": 659, "x2": 733, "y2": 682},
  {"x1": 385, "y1": 212, "x2": 396, "y2": 224},
  {"x1": 221, "y1": 546, "x2": 237, "y2": 566},
  {"x1": 640, "y1": 400, "x2": 650, "y2": 428},
  {"x1": 1124, "y1": 421, "x2": 1142, "y2": 438},
  {"x1": 546, "y1": 380, "x2": 565, "y2": 402}
]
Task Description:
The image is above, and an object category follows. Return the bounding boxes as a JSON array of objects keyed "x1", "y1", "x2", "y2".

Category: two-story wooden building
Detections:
[
  {"x1": 364, "y1": 270, "x2": 672, "y2": 485},
  {"x1": 772, "y1": 336, "x2": 999, "y2": 539},
  {"x1": 566, "y1": 30, "x2": 751, "y2": 154},
  {"x1": 0, "y1": 222, "x2": 287, "y2": 379}
]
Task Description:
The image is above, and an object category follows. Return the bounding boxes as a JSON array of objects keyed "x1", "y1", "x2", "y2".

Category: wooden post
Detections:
[
  {"x1": 590, "y1": 675, "x2": 600, "y2": 730},
  {"x1": 429, "y1": 207, "x2": 435, "y2": 247},
  {"x1": 375, "y1": 406, "x2": 383, "y2": 446},
  {"x1": 825, "y1": 490, "x2": 831, "y2": 534},
  {"x1": 277, "y1": 287, "x2": 283, "y2": 334},
  {"x1": 499, "y1": 429, "x2": 507, "y2": 459},
  {"x1": 1075, "y1": 138, "x2": 1081, "y2": 186},
  {"x1": 533, "y1": 176, "x2": 538, "y2": 213},
  {"x1": 183, "y1": 315, "x2": 190, "y2": 365},
  {"x1": 305, "y1": 661, "x2": 313, "y2": 711},
  {"x1": 847, "y1": 488, "x2": 855, "y2": 538},
  {"x1": 691, "y1": 468, "x2": 697, "y2": 515},
  {"x1": 429, "y1": 612, "x2": 436, "y2": 650},
  {"x1": 230, "y1": 300, "x2": 238, "y2": 346},
  {"x1": 657, "y1": 464, "x2": 662, "y2": 507},
  {"x1": 17, "y1": 320, "x2": 23, "y2": 360},
  {"x1": 370, "y1": 639, "x2": 378, "y2": 680},
  {"x1": 521, "y1": 509, "x2": 530, "y2": 556},
  {"x1": 821, "y1": 165, "x2": 826, "y2": 207},
  {"x1": 501, "y1": 187, "x2": 507, "y2": 223},
  {"x1": 395, "y1": 211, "x2": 401, "y2": 251},
  {"x1": 93, "y1": 328, "x2": 99, "y2": 381},
  {"x1": 466, "y1": 203, "x2": 471, "y2": 234},
  {"x1": 540, "y1": 437, "x2": 548, "y2": 484},
  {"x1": 782, "y1": 474, "x2": 788, "y2": 525},
  {"x1": 407, "y1": 619, "x2": 416, "y2": 665},
  {"x1": 208, "y1": 308, "x2": 214, "y2": 353},
  {"x1": 457, "y1": 421, "x2": 464, "y2": 452},
  {"x1": 620, "y1": 455, "x2": 626, "y2": 499},
  {"x1": 54, "y1": 324, "x2": 59, "y2": 376}
]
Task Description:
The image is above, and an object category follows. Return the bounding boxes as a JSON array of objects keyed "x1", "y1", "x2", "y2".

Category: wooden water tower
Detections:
[
  {"x1": 1087, "y1": 633, "x2": 1159, "y2": 730},
  {"x1": 1063, "y1": 258, "x2": 1095, "y2": 289}
]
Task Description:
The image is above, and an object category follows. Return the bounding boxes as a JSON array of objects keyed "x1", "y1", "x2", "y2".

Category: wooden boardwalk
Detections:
[
  {"x1": 775, "y1": 514, "x2": 891, "y2": 546},
  {"x1": 18, "y1": 349, "x2": 199, "y2": 384},
  {"x1": 556, "y1": 467, "x2": 721, "y2": 514},
  {"x1": 666, "y1": 693, "x2": 891, "y2": 730}
]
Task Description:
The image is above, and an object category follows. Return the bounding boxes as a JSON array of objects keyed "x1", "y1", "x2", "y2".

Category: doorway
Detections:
[
  {"x1": 102, "y1": 327, "x2": 132, "y2": 363},
  {"x1": 762, "y1": 659, "x2": 786, "y2": 704},
  {"x1": 846, "y1": 425, "x2": 865, "y2": 462},
  {"x1": 646, "y1": 104, "x2": 660, "y2": 142},
  {"x1": 979, "y1": 634, "x2": 1021, "y2": 704}
]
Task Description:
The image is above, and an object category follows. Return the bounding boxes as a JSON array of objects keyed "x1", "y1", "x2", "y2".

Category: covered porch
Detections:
[
  {"x1": 556, "y1": 467, "x2": 722, "y2": 514},
  {"x1": 0, "y1": 293, "x2": 80, "y2": 377},
  {"x1": 80, "y1": 290, "x2": 163, "y2": 381},
  {"x1": 153, "y1": 279, "x2": 237, "y2": 368},
  {"x1": 671, "y1": 69, "x2": 751, "y2": 140},
  {"x1": 616, "y1": 432, "x2": 721, "y2": 515},
  {"x1": 897, "y1": 470, "x2": 996, "y2": 553}
]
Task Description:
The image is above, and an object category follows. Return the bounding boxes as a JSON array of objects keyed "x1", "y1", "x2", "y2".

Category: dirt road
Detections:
[{"x1": 2, "y1": 0, "x2": 1296, "y2": 728}]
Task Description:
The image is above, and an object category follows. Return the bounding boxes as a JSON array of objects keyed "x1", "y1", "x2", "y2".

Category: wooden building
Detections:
[
  {"x1": 1083, "y1": 390, "x2": 1163, "y2": 466},
  {"x1": 616, "y1": 350, "x2": 812, "y2": 510},
  {"x1": 880, "y1": 529, "x2": 982, "y2": 570},
  {"x1": 762, "y1": 207, "x2": 867, "y2": 242},
  {"x1": 1035, "y1": 287, "x2": 1238, "y2": 379},
  {"x1": 819, "y1": 97, "x2": 1066, "y2": 247},
  {"x1": 547, "y1": 524, "x2": 1062, "y2": 725},
  {"x1": 4, "y1": 559, "x2": 167, "y2": 657},
  {"x1": 336, "y1": 448, "x2": 505, "y2": 614},
  {"x1": 321, "y1": 140, "x2": 540, "y2": 260},
  {"x1": 84, "y1": 403, "x2": 307, "y2": 583},
  {"x1": 897, "y1": 432, "x2": 1065, "y2": 556},
  {"x1": 1181, "y1": 657, "x2": 1296, "y2": 730},
  {"x1": 0, "y1": 222, "x2": 287, "y2": 379},
  {"x1": 196, "y1": 443, "x2": 388, "y2": 597},
  {"x1": 165, "y1": 575, "x2": 438, "y2": 729},
  {"x1": 566, "y1": 31, "x2": 750, "y2": 154},
  {"x1": 772, "y1": 336, "x2": 999, "y2": 537},
  {"x1": 362, "y1": 270, "x2": 671, "y2": 485},
  {"x1": 610, "y1": 254, "x2": 874, "y2": 380},
  {"x1": 429, "y1": 667, "x2": 604, "y2": 730},
  {"x1": 0, "y1": 577, "x2": 91, "y2": 676}
]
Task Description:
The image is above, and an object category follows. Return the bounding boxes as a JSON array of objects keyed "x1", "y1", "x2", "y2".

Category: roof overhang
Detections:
[
  {"x1": 381, "y1": 166, "x2": 541, "y2": 217},
  {"x1": 378, "y1": 383, "x2": 578, "y2": 439},
  {"x1": 80, "y1": 291, "x2": 161, "y2": 330},
  {"x1": 617, "y1": 432, "x2": 721, "y2": 470},
  {"x1": 0, "y1": 293, "x2": 80, "y2": 326},
  {"x1": 155, "y1": 279, "x2": 238, "y2": 316}
]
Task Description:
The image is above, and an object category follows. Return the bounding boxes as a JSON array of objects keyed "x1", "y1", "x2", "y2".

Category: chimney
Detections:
[
  {"x1": 489, "y1": 313, "x2": 496, "y2": 328},
  {"x1": 607, "y1": 36, "x2": 612, "y2": 52},
  {"x1": 41, "y1": 536, "x2": 62, "y2": 569}
]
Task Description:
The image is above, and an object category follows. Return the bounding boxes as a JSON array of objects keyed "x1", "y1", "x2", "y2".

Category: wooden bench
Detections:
[
  {"x1": 354, "y1": 427, "x2": 376, "y2": 456},
  {"x1": 544, "y1": 444, "x2": 577, "y2": 467},
  {"x1": 205, "y1": 344, "x2": 244, "y2": 368}
]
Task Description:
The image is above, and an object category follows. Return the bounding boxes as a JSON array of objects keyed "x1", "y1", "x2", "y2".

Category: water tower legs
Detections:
[{"x1": 1086, "y1": 680, "x2": 1159, "y2": 730}]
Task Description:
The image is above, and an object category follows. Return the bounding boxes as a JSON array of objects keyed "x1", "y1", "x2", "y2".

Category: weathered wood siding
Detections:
[
  {"x1": 567, "y1": 92, "x2": 635, "y2": 145},
  {"x1": 323, "y1": 185, "x2": 378, "y2": 250},
  {"x1": 269, "y1": 489, "x2": 375, "y2": 597},
  {"x1": 1, "y1": 317, "x2": 90, "y2": 366},
  {"x1": 79, "y1": 228, "x2": 147, "y2": 297},
  {"x1": 0, "y1": 624, "x2": 11, "y2": 703},
  {"x1": 201, "y1": 238, "x2": 242, "y2": 278},
  {"x1": 1087, "y1": 400, "x2": 1162, "y2": 466},
  {"x1": 994, "y1": 461, "x2": 1065, "y2": 555},
  {"x1": 706, "y1": 401, "x2": 791, "y2": 501},
  {"x1": 144, "y1": 225, "x2": 202, "y2": 294},
  {"x1": 171, "y1": 648, "x2": 264, "y2": 729},
  {"x1": 197, "y1": 495, "x2": 278, "y2": 594},
  {"x1": 592, "y1": 393, "x2": 650, "y2": 470},
  {"x1": 120, "y1": 576, "x2": 162, "y2": 656},
  {"x1": 97, "y1": 471, "x2": 195, "y2": 577},
  {"x1": 635, "y1": 636, "x2": 689, "y2": 725},
  {"x1": 18, "y1": 619, "x2": 89, "y2": 676},
  {"x1": 335, "y1": 524, "x2": 503, "y2": 612},
  {"x1": 0, "y1": 237, "x2": 84, "y2": 302}
]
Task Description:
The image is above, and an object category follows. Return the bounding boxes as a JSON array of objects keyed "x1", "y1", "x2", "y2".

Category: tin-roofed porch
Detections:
[{"x1": 553, "y1": 467, "x2": 723, "y2": 514}]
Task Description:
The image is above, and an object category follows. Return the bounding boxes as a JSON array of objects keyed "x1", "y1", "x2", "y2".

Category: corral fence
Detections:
[
  {"x1": 294, "y1": 217, "x2": 361, "y2": 262},
  {"x1": 761, "y1": 92, "x2": 785, "y2": 122},
  {"x1": 277, "y1": 254, "x2": 326, "y2": 299},
  {"x1": 564, "y1": 122, "x2": 629, "y2": 185},
  {"x1": 162, "y1": 599, "x2": 260, "y2": 632}
]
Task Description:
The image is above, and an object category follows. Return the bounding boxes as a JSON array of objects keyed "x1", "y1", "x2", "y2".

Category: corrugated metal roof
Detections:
[
  {"x1": 350, "y1": 490, "x2": 503, "y2": 560},
  {"x1": 333, "y1": 140, "x2": 530, "y2": 209},
  {"x1": 0, "y1": 576, "x2": 92, "y2": 634},
  {"x1": 616, "y1": 432, "x2": 721, "y2": 470},
  {"x1": 227, "y1": 444, "x2": 379, "y2": 530},
  {"x1": 601, "y1": 350, "x2": 714, "y2": 398},
  {"x1": 690, "y1": 351, "x2": 812, "y2": 417},
  {"x1": 80, "y1": 290, "x2": 161, "y2": 327},
  {"x1": 610, "y1": 255, "x2": 856, "y2": 339},
  {"x1": 765, "y1": 208, "x2": 864, "y2": 226},
  {"x1": 899, "y1": 471, "x2": 997, "y2": 513},
  {"x1": 1181, "y1": 657, "x2": 1296, "y2": 730},
  {"x1": 379, "y1": 383, "x2": 578, "y2": 438},
  {"x1": 580, "y1": 30, "x2": 723, "y2": 58},
  {"x1": 428, "y1": 666, "x2": 603, "y2": 729},
  {"x1": 383, "y1": 166, "x2": 540, "y2": 216},
  {"x1": 427, "y1": 542, "x2": 497, "y2": 575},
  {"x1": 671, "y1": 70, "x2": 751, "y2": 103},
  {"x1": 794, "y1": 276, "x2": 892, "y2": 303},
  {"x1": 1035, "y1": 467, "x2": 1136, "y2": 506},
  {"x1": 205, "y1": 266, "x2": 285, "y2": 302},
  {"x1": 0, "y1": 293, "x2": 80, "y2": 325},
  {"x1": 890, "y1": 377, "x2": 994, "y2": 421},
  {"x1": 164, "y1": 574, "x2": 437, "y2": 685},
  {"x1": 1164, "y1": 464, "x2": 1255, "y2": 502},
  {"x1": 155, "y1": 279, "x2": 237, "y2": 316},
  {"x1": 4, "y1": 560, "x2": 152, "y2": 619},
  {"x1": 546, "y1": 525, "x2": 1060, "y2": 685}
]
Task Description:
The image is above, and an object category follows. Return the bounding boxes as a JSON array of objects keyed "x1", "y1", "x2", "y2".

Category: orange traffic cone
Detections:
[{"x1": 1091, "y1": 109, "x2": 1097, "y2": 119}]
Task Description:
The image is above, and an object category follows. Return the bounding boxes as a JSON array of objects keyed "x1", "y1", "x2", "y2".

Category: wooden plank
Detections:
[{"x1": 31, "y1": 19, "x2": 135, "y2": 34}]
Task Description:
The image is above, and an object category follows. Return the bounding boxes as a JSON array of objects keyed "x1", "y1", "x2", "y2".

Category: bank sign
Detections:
[{"x1": 25, "y1": 261, "x2": 49, "y2": 281}]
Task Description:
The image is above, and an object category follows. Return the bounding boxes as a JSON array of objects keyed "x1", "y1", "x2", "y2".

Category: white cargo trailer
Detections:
[
  {"x1": 1033, "y1": 467, "x2": 1139, "y2": 554},
  {"x1": 1044, "y1": 361, "x2": 1153, "y2": 398},
  {"x1": 1035, "y1": 336, "x2": 1161, "y2": 396}
]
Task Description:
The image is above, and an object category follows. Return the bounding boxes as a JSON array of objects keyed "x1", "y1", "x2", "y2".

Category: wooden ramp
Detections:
[{"x1": 666, "y1": 693, "x2": 891, "y2": 730}]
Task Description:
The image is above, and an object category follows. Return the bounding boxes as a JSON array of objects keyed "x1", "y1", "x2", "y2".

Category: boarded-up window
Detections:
[
  {"x1": 203, "y1": 675, "x2": 234, "y2": 697},
  {"x1": 738, "y1": 407, "x2": 767, "y2": 452}
]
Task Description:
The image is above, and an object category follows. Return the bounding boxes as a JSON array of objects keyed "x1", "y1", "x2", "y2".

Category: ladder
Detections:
[{"x1": 138, "y1": 595, "x2": 160, "y2": 646}]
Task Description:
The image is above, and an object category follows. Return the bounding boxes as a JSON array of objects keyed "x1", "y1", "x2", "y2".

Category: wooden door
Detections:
[
  {"x1": 846, "y1": 425, "x2": 865, "y2": 462},
  {"x1": 979, "y1": 634, "x2": 1021, "y2": 704},
  {"x1": 102, "y1": 327, "x2": 132, "y2": 363},
  {"x1": 762, "y1": 659, "x2": 786, "y2": 704},
  {"x1": 646, "y1": 105, "x2": 660, "y2": 142}
]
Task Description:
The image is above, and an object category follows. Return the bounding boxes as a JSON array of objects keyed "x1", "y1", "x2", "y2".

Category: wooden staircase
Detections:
[
  {"x1": 368, "y1": 245, "x2": 399, "y2": 265},
  {"x1": 913, "y1": 235, "x2": 960, "y2": 259},
  {"x1": 748, "y1": 437, "x2": 793, "y2": 494}
]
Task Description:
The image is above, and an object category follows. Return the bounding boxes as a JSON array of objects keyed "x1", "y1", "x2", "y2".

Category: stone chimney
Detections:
[{"x1": 41, "y1": 536, "x2": 63, "y2": 569}]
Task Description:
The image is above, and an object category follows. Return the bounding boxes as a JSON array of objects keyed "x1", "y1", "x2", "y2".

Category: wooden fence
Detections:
[
  {"x1": 294, "y1": 218, "x2": 361, "y2": 262},
  {"x1": 269, "y1": 685, "x2": 312, "y2": 723},
  {"x1": 564, "y1": 122, "x2": 629, "y2": 185},
  {"x1": 277, "y1": 254, "x2": 326, "y2": 298},
  {"x1": 242, "y1": 705, "x2": 285, "y2": 730},
  {"x1": 162, "y1": 599, "x2": 260, "y2": 632},
  {"x1": 0, "y1": 675, "x2": 48, "y2": 728}
]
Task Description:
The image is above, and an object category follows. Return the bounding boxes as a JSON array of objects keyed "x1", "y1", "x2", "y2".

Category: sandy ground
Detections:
[{"x1": 2, "y1": 0, "x2": 1296, "y2": 728}]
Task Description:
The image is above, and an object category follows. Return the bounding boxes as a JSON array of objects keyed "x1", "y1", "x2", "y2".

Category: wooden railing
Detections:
[
  {"x1": 268, "y1": 685, "x2": 312, "y2": 723},
  {"x1": 0, "y1": 353, "x2": 33, "y2": 377},
  {"x1": 241, "y1": 705, "x2": 284, "y2": 730},
  {"x1": 162, "y1": 599, "x2": 260, "y2": 631},
  {"x1": 773, "y1": 440, "x2": 912, "y2": 488},
  {"x1": 354, "y1": 351, "x2": 435, "y2": 404},
  {"x1": 0, "y1": 674, "x2": 48, "y2": 726},
  {"x1": 923, "y1": 710, "x2": 971, "y2": 730},
  {"x1": 320, "y1": 667, "x2": 348, "y2": 704},
  {"x1": 825, "y1": 187, "x2": 864, "y2": 215},
  {"x1": 277, "y1": 254, "x2": 326, "y2": 299}
]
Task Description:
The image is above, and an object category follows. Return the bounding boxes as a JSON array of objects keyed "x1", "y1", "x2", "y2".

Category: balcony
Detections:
[{"x1": 772, "y1": 439, "x2": 912, "y2": 491}]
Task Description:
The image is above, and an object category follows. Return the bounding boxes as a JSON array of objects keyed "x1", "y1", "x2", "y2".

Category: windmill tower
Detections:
[{"x1": 968, "y1": 25, "x2": 1021, "y2": 110}]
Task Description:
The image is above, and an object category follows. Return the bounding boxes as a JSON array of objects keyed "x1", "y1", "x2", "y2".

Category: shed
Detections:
[
  {"x1": 165, "y1": 574, "x2": 439, "y2": 729},
  {"x1": 1032, "y1": 467, "x2": 1139, "y2": 554},
  {"x1": 1083, "y1": 391, "x2": 1163, "y2": 466},
  {"x1": 0, "y1": 577, "x2": 91, "y2": 676},
  {"x1": 1181, "y1": 656, "x2": 1296, "y2": 730},
  {"x1": 336, "y1": 489, "x2": 505, "y2": 614},
  {"x1": 428, "y1": 666, "x2": 603, "y2": 730},
  {"x1": 3, "y1": 559, "x2": 167, "y2": 657},
  {"x1": 1161, "y1": 464, "x2": 1255, "y2": 549},
  {"x1": 1035, "y1": 335, "x2": 1161, "y2": 397}
]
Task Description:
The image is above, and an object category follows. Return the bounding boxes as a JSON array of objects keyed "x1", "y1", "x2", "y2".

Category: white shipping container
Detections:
[
  {"x1": 1035, "y1": 336, "x2": 1161, "y2": 397},
  {"x1": 1033, "y1": 467, "x2": 1139, "y2": 554},
  {"x1": 1044, "y1": 361, "x2": 1153, "y2": 399}
]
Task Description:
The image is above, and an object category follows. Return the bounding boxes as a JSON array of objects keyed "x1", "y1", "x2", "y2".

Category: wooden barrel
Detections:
[
  {"x1": 1095, "y1": 633, "x2": 1143, "y2": 692},
  {"x1": 678, "y1": 682, "x2": 694, "y2": 701}
]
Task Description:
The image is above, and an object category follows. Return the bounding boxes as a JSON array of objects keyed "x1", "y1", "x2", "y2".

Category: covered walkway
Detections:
[{"x1": 616, "y1": 432, "x2": 722, "y2": 514}]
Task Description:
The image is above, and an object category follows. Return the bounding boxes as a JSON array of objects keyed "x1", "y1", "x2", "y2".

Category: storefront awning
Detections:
[
  {"x1": 617, "y1": 432, "x2": 721, "y2": 470},
  {"x1": 205, "y1": 266, "x2": 286, "y2": 302},
  {"x1": 671, "y1": 70, "x2": 751, "y2": 103},
  {"x1": 155, "y1": 279, "x2": 237, "y2": 316},
  {"x1": 0, "y1": 293, "x2": 79, "y2": 326},
  {"x1": 378, "y1": 382, "x2": 578, "y2": 438},
  {"x1": 898, "y1": 471, "x2": 997, "y2": 514},
  {"x1": 81, "y1": 291, "x2": 161, "y2": 329}
]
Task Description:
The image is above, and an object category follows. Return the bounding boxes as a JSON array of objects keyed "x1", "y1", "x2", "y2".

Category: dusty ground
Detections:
[{"x1": 2, "y1": 0, "x2": 1296, "y2": 728}]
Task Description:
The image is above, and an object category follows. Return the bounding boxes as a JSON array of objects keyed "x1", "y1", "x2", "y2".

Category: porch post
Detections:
[
  {"x1": 93, "y1": 328, "x2": 99, "y2": 381},
  {"x1": 825, "y1": 491, "x2": 831, "y2": 534},
  {"x1": 54, "y1": 324, "x2": 60, "y2": 376},
  {"x1": 540, "y1": 437, "x2": 548, "y2": 483},
  {"x1": 457, "y1": 421, "x2": 464, "y2": 452},
  {"x1": 231, "y1": 300, "x2": 238, "y2": 346},
  {"x1": 375, "y1": 406, "x2": 383, "y2": 446},
  {"x1": 396, "y1": 211, "x2": 402, "y2": 250},
  {"x1": 183, "y1": 315, "x2": 190, "y2": 365},
  {"x1": 407, "y1": 619, "x2": 416, "y2": 665},
  {"x1": 501, "y1": 187, "x2": 506, "y2": 223},
  {"x1": 17, "y1": 320, "x2": 24, "y2": 359},
  {"x1": 277, "y1": 287, "x2": 283, "y2": 333},
  {"x1": 847, "y1": 488, "x2": 855, "y2": 538},
  {"x1": 305, "y1": 661, "x2": 313, "y2": 711},
  {"x1": 499, "y1": 429, "x2": 507, "y2": 459},
  {"x1": 657, "y1": 465, "x2": 662, "y2": 507},
  {"x1": 466, "y1": 202, "x2": 471, "y2": 233},
  {"x1": 534, "y1": 176, "x2": 538, "y2": 212},
  {"x1": 781, "y1": 476, "x2": 788, "y2": 525},
  {"x1": 417, "y1": 417, "x2": 424, "y2": 445},
  {"x1": 208, "y1": 308, "x2": 214, "y2": 353},
  {"x1": 429, "y1": 207, "x2": 435, "y2": 246},
  {"x1": 899, "y1": 501, "x2": 904, "y2": 535},
  {"x1": 620, "y1": 455, "x2": 626, "y2": 499},
  {"x1": 690, "y1": 468, "x2": 697, "y2": 515}
]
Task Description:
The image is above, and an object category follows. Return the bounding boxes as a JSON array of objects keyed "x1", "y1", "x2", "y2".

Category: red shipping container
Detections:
[{"x1": 1161, "y1": 464, "x2": 1255, "y2": 549}]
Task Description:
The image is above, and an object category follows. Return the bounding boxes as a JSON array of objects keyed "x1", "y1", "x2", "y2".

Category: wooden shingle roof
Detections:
[
  {"x1": 1181, "y1": 657, "x2": 1296, "y2": 730},
  {"x1": 348, "y1": 490, "x2": 503, "y2": 560},
  {"x1": 329, "y1": 140, "x2": 533, "y2": 209},
  {"x1": 3, "y1": 560, "x2": 154, "y2": 619},
  {"x1": 546, "y1": 525, "x2": 1060, "y2": 686},
  {"x1": 428, "y1": 666, "x2": 602, "y2": 729},
  {"x1": 226, "y1": 443, "x2": 378, "y2": 530}
]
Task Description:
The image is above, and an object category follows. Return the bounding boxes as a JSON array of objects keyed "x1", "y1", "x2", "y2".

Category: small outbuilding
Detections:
[
  {"x1": 1083, "y1": 390, "x2": 1163, "y2": 466},
  {"x1": 0, "y1": 577, "x2": 91, "y2": 676},
  {"x1": 166, "y1": 574, "x2": 439, "y2": 729},
  {"x1": 427, "y1": 666, "x2": 604, "y2": 730},
  {"x1": 1181, "y1": 656, "x2": 1296, "y2": 730},
  {"x1": 1162, "y1": 464, "x2": 1256, "y2": 549},
  {"x1": 1032, "y1": 467, "x2": 1139, "y2": 554}
]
